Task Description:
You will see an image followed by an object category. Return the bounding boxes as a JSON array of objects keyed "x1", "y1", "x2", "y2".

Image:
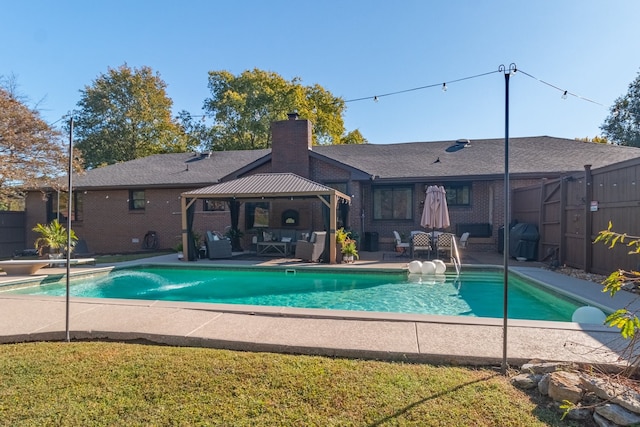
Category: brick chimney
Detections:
[{"x1": 270, "y1": 112, "x2": 312, "y2": 178}]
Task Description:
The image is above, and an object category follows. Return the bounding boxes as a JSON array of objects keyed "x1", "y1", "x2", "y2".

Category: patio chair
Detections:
[
  {"x1": 411, "y1": 233, "x2": 432, "y2": 258},
  {"x1": 393, "y1": 231, "x2": 410, "y2": 257},
  {"x1": 206, "y1": 231, "x2": 232, "y2": 259},
  {"x1": 459, "y1": 232, "x2": 470, "y2": 249},
  {"x1": 436, "y1": 233, "x2": 454, "y2": 260},
  {"x1": 295, "y1": 231, "x2": 326, "y2": 262}
]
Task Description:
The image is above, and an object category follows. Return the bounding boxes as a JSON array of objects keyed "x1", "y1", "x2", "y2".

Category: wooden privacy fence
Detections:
[
  {"x1": 512, "y1": 157, "x2": 640, "y2": 275},
  {"x1": 0, "y1": 211, "x2": 26, "y2": 258}
]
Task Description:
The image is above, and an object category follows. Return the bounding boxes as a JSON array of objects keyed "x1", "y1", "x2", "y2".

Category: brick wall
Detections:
[{"x1": 270, "y1": 114, "x2": 312, "y2": 177}]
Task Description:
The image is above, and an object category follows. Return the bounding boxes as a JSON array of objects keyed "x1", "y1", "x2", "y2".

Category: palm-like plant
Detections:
[{"x1": 33, "y1": 219, "x2": 78, "y2": 256}]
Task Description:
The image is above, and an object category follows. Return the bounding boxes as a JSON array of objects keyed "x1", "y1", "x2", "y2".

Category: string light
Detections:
[
  {"x1": 516, "y1": 69, "x2": 603, "y2": 106},
  {"x1": 345, "y1": 67, "x2": 604, "y2": 107},
  {"x1": 345, "y1": 69, "x2": 499, "y2": 103}
]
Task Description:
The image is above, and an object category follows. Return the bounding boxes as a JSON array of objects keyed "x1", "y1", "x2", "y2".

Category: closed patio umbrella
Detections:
[{"x1": 420, "y1": 185, "x2": 450, "y2": 257}]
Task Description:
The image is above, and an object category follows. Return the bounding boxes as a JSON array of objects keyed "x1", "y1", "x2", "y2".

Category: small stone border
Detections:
[{"x1": 512, "y1": 361, "x2": 640, "y2": 426}]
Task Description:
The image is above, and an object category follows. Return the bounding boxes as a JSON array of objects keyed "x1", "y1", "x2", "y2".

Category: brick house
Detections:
[{"x1": 25, "y1": 114, "x2": 640, "y2": 256}]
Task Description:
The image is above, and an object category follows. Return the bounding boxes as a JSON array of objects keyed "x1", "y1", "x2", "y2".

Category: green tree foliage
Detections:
[
  {"x1": 72, "y1": 64, "x2": 196, "y2": 169},
  {"x1": 594, "y1": 222, "x2": 640, "y2": 370},
  {"x1": 576, "y1": 136, "x2": 609, "y2": 144},
  {"x1": 203, "y1": 69, "x2": 366, "y2": 150},
  {"x1": 0, "y1": 78, "x2": 68, "y2": 209},
  {"x1": 601, "y1": 69, "x2": 640, "y2": 147}
]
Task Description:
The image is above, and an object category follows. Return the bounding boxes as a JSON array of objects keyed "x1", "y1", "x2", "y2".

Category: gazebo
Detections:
[{"x1": 180, "y1": 173, "x2": 351, "y2": 264}]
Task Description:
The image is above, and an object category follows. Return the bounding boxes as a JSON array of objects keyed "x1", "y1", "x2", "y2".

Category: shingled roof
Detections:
[
  {"x1": 70, "y1": 136, "x2": 640, "y2": 188},
  {"x1": 72, "y1": 149, "x2": 269, "y2": 189},
  {"x1": 313, "y1": 136, "x2": 640, "y2": 180}
]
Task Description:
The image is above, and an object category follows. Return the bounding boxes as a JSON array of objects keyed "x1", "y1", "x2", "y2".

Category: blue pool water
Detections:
[{"x1": 4, "y1": 267, "x2": 585, "y2": 321}]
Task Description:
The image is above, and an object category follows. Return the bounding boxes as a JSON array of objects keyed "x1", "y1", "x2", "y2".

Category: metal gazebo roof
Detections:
[
  {"x1": 180, "y1": 173, "x2": 350, "y2": 264},
  {"x1": 182, "y1": 173, "x2": 351, "y2": 202}
]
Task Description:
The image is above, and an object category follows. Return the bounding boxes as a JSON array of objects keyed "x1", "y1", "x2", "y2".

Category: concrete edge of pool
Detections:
[{"x1": 0, "y1": 258, "x2": 637, "y2": 368}]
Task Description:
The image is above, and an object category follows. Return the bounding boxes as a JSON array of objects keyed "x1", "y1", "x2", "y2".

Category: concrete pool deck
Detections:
[{"x1": 0, "y1": 250, "x2": 637, "y2": 367}]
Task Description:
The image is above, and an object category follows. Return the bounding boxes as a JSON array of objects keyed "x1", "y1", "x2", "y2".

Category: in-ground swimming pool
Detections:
[{"x1": 4, "y1": 266, "x2": 587, "y2": 321}]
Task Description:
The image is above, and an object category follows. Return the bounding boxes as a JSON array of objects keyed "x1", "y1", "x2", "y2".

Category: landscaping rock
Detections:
[
  {"x1": 511, "y1": 373, "x2": 541, "y2": 389},
  {"x1": 547, "y1": 371, "x2": 584, "y2": 404},
  {"x1": 521, "y1": 361, "x2": 572, "y2": 375},
  {"x1": 581, "y1": 375, "x2": 640, "y2": 414},
  {"x1": 538, "y1": 373, "x2": 550, "y2": 395},
  {"x1": 595, "y1": 403, "x2": 640, "y2": 426},
  {"x1": 565, "y1": 405, "x2": 592, "y2": 421},
  {"x1": 593, "y1": 411, "x2": 620, "y2": 427}
]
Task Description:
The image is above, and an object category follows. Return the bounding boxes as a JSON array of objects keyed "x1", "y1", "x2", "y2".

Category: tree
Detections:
[
  {"x1": 72, "y1": 64, "x2": 196, "y2": 169},
  {"x1": 0, "y1": 78, "x2": 68, "y2": 209},
  {"x1": 601, "y1": 69, "x2": 640, "y2": 147},
  {"x1": 576, "y1": 136, "x2": 609, "y2": 144},
  {"x1": 594, "y1": 222, "x2": 640, "y2": 371},
  {"x1": 203, "y1": 68, "x2": 366, "y2": 150}
]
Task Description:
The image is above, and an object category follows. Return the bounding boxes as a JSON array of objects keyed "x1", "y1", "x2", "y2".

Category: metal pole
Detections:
[
  {"x1": 65, "y1": 117, "x2": 73, "y2": 343},
  {"x1": 500, "y1": 64, "x2": 516, "y2": 374}
]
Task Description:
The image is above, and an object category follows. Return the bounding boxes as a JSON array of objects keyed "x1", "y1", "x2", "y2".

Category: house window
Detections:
[
  {"x1": 129, "y1": 190, "x2": 146, "y2": 210},
  {"x1": 444, "y1": 183, "x2": 471, "y2": 206},
  {"x1": 203, "y1": 199, "x2": 226, "y2": 211},
  {"x1": 47, "y1": 191, "x2": 83, "y2": 222},
  {"x1": 373, "y1": 186, "x2": 412, "y2": 220}
]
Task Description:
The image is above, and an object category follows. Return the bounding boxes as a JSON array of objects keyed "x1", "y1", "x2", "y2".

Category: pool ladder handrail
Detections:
[{"x1": 451, "y1": 238, "x2": 461, "y2": 276}]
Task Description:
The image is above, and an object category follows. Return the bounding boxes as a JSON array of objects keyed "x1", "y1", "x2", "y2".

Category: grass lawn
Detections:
[
  {"x1": 92, "y1": 251, "x2": 173, "y2": 264},
  {"x1": 0, "y1": 342, "x2": 581, "y2": 426}
]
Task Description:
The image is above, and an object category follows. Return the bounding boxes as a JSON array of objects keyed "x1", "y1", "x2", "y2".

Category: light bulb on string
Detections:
[
  {"x1": 442, "y1": 83, "x2": 447, "y2": 92},
  {"x1": 561, "y1": 90, "x2": 568, "y2": 100}
]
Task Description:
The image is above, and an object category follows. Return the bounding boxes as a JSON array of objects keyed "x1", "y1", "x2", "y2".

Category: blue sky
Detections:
[{"x1": 3, "y1": 0, "x2": 640, "y2": 144}]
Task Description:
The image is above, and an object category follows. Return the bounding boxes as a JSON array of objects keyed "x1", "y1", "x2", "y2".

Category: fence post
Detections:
[{"x1": 584, "y1": 165, "x2": 593, "y2": 273}]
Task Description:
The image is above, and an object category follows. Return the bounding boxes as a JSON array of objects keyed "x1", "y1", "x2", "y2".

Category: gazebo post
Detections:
[
  {"x1": 180, "y1": 196, "x2": 198, "y2": 261},
  {"x1": 329, "y1": 192, "x2": 337, "y2": 264},
  {"x1": 180, "y1": 196, "x2": 188, "y2": 260}
]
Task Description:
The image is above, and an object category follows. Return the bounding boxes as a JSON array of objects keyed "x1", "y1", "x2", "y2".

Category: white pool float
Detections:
[
  {"x1": 571, "y1": 306, "x2": 607, "y2": 324},
  {"x1": 408, "y1": 260, "x2": 423, "y2": 274},
  {"x1": 421, "y1": 261, "x2": 436, "y2": 275},
  {"x1": 432, "y1": 259, "x2": 447, "y2": 274}
]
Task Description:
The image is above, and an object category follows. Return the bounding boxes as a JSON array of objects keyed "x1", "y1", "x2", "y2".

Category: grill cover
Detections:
[{"x1": 508, "y1": 223, "x2": 539, "y2": 260}]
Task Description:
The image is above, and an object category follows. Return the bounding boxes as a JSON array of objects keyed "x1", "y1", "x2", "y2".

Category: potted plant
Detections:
[
  {"x1": 224, "y1": 227, "x2": 244, "y2": 251},
  {"x1": 33, "y1": 219, "x2": 78, "y2": 258},
  {"x1": 341, "y1": 239, "x2": 359, "y2": 263},
  {"x1": 335, "y1": 227, "x2": 350, "y2": 263}
]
